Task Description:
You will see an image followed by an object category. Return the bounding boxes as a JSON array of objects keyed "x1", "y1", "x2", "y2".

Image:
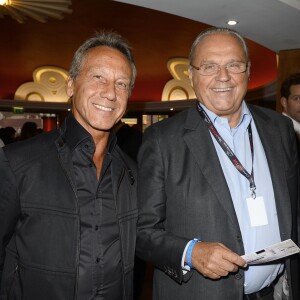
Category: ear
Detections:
[
  {"x1": 247, "y1": 61, "x2": 251, "y2": 76},
  {"x1": 66, "y1": 76, "x2": 74, "y2": 98},
  {"x1": 188, "y1": 69, "x2": 194, "y2": 88},
  {"x1": 280, "y1": 97, "x2": 287, "y2": 110}
]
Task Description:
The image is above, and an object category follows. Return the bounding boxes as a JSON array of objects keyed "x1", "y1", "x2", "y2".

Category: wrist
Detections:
[{"x1": 187, "y1": 237, "x2": 201, "y2": 269}]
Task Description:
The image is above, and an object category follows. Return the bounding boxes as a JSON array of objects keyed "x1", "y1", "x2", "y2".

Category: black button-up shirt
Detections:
[{"x1": 64, "y1": 115, "x2": 122, "y2": 300}]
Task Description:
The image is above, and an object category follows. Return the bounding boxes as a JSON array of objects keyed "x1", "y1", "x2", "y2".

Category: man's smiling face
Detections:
[
  {"x1": 189, "y1": 33, "x2": 249, "y2": 127},
  {"x1": 67, "y1": 46, "x2": 132, "y2": 135}
]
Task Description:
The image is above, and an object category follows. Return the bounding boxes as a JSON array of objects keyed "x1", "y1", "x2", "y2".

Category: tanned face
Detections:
[
  {"x1": 67, "y1": 46, "x2": 132, "y2": 138},
  {"x1": 281, "y1": 84, "x2": 300, "y2": 123}
]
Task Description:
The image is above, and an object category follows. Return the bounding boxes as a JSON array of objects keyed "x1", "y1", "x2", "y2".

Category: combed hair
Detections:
[
  {"x1": 189, "y1": 27, "x2": 249, "y2": 64},
  {"x1": 281, "y1": 72, "x2": 300, "y2": 98},
  {"x1": 69, "y1": 30, "x2": 136, "y2": 93}
]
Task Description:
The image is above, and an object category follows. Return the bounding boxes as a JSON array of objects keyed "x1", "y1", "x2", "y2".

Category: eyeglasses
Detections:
[{"x1": 190, "y1": 61, "x2": 249, "y2": 76}]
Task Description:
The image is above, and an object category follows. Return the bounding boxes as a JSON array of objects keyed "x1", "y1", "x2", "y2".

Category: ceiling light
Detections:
[
  {"x1": 0, "y1": 0, "x2": 72, "y2": 23},
  {"x1": 227, "y1": 20, "x2": 238, "y2": 26}
]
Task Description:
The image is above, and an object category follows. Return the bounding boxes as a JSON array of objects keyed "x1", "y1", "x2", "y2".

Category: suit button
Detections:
[
  {"x1": 235, "y1": 273, "x2": 243, "y2": 280},
  {"x1": 96, "y1": 257, "x2": 100, "y2": 263}
]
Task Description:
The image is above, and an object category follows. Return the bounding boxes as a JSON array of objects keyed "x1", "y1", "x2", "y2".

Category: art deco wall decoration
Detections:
[
  {"x1": 14, "y1": 66, "x2": 70, "y2": 103},
  {"x1": 161, "y1": 58, "x2": 196, "y2": 101}
]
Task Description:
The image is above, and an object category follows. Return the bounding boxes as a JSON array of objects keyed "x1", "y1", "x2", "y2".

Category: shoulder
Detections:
[
  {"x1": 249, "y1": 104, "x2": 288, "y2": 121},
  {"x1": 144, "y1": 106, "x2": 194, "y2": 137},
  {"x1": 248, "y1": 104, "x2": 293, "y2": 128},
  {"x1": 2, "y1": 130, "x2": 60, "y2": 167}
]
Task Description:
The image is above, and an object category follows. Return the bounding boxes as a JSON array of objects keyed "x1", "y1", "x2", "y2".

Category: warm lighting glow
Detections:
[
  {"x1": 0, "y1": 0, "x2": 72, "y2": 23},
  {"x1": 227, "y1": 20, "x2": 238, "y2": 26}
]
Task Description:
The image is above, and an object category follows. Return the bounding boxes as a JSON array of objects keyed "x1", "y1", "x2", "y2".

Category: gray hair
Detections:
[
  {"x1": 189, "y1": 27, "x2": 249, "y2": 65},
  {"x1": 69, "y1": 30, "x2": 137, "y2": 94}
]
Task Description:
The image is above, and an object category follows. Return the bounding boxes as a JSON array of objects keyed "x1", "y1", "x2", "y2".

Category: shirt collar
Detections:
[
  {"x1": 282, "y1": 112, "x2": 300, "y2": 134},
  {"x1": 199, "y1": 101, "x2": 252, "y2": 131},
  {"x1": 63, "y1": 113, "x2": 117, "y2": 153}
]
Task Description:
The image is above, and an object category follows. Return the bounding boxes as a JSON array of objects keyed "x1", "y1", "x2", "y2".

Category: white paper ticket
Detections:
[{"x1": 241, "y1": 239, "x2": 300, "y2": 265}]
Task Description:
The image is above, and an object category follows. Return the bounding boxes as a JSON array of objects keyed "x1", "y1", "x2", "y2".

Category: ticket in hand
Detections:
[{"x1": 241, "y1": 239, "x2": 300, "y2": 265}]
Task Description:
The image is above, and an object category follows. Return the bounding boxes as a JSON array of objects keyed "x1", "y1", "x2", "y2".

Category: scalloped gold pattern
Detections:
[
  {"x1": 162, "y1": 58, "x2": 196, "y2": 101},
  {"x1": 14, "y1": 66, "x2": 70, "y2": 103}
]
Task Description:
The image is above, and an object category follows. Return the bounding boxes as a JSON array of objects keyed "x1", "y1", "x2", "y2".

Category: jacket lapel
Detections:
[
  {"x1": 55, "y1": 133, "x2": 78, "y2": 201},
  {"x1": 111, "y1": 152, "x2": 124, "y2": 203},
  {"x1": 249, "y1": 106, "x2": 292, "y2": 238},
  {"x1": 183, "y1": 106, "x2": 241, "y2": 234}
]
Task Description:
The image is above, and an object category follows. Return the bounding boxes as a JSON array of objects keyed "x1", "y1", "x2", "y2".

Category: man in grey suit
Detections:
[{"x1": 136, "y1": 27, "x2": 299, "y2": 300}]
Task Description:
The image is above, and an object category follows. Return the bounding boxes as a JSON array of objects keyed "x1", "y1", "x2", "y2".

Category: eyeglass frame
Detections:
[{"x1": 190, "y1": 61, "x2": 250, "y2": 76}]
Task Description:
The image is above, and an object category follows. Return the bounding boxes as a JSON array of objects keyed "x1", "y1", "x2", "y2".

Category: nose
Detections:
[
  {"x1": 100, "y1": 82, "x2": 116, "y2": 101},
  {"x1": 215, "y1": 65, "x2": 231, "y2": 82}
]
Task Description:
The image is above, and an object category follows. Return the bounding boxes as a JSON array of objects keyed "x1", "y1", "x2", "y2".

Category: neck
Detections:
[{"x1": 92, "y1": 132, "x2": 110, "y2": 179}]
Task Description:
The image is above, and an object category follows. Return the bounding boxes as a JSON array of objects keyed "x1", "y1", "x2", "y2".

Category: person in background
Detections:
[
  {"x1": 3, "y1": 127, "x2": 16, "y2": 144},
  {"x1": 18, "y1": 121, "x2": 38, "y2": 140},
  {"x1": 114, "y1": 120, "x2": 143, "y2": 161},
  {"x1": 0, "y1": 127, "x2": 16, "y2": 146},
  {"x1": 0, "y1": 114, "x2": 16, "y2": 147},
  {"x1": 280, "y1": 72, "x2": 300, "y2": 141},
  {"x1": 136, "y1": 27, "x2": 299, "y2": 300},
  {"x1": 0, "y1": 30, "x2": 137, "y2": 300}
]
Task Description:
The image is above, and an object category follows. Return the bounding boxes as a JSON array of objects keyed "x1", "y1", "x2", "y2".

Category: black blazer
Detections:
[
  {"x1": 0, "y1": 122, "x2": 138, "y2": 300},
  {"x1": 136, "y1": 103, "x2": 299, "y2": 300}
]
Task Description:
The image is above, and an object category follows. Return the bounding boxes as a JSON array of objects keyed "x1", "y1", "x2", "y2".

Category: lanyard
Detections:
[{"x1": 197, "y1": 102, "x2": 256, "y2": 199}]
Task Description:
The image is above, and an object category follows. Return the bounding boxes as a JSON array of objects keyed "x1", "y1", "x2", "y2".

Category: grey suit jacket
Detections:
[{"x1": 136, "y1": 102, "x2": 299, "y2": 300}]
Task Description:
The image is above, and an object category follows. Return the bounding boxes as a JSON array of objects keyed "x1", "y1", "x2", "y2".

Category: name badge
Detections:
[{"x1": 246, "y1": 196, "x2": 268, "y2": 227}]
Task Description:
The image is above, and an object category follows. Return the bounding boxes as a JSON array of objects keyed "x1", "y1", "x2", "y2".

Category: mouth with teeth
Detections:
[
  {"x1": 93, "y1": 103, "x2": 114, "y2": 111},
  {"x1": 211, "y1": 87, "x2": 233, "y2": 92}
]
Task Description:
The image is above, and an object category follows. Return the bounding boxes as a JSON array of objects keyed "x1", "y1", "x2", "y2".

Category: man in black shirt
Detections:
[{"x1": 0, "y1": 31, "x2": 137, "y2": 300}]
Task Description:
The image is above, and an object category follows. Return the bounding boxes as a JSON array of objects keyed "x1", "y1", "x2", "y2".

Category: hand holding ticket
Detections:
[{"x1": 241, "y1": 239, "x2": 300, "y2": 265}]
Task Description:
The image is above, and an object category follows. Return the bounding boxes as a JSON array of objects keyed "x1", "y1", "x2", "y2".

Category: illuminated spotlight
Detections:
[
  {"x1": 227, "y1": 20, "x2": 238, "y2": 26},
  {"x1": 170, "y1": 108, "x2": 174, "y2": 111}
]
